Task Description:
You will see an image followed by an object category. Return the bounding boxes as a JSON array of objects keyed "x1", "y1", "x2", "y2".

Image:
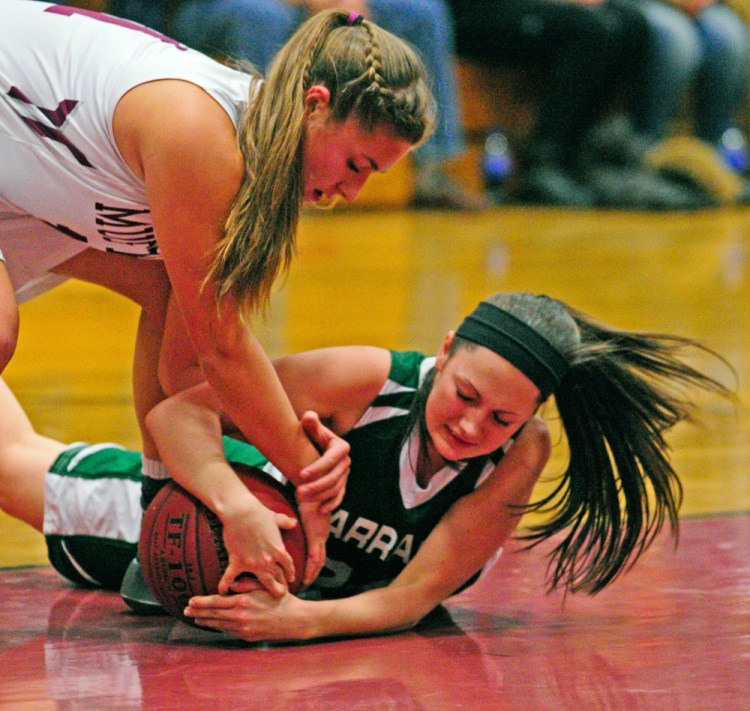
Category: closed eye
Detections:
[{"x1": 347, "y1": 159, "x2": 360, "y2": 173}]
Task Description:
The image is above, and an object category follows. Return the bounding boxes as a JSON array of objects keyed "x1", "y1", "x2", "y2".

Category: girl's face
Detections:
[
  {"x1": 425, "y1": 334, "x2": 542, "y2": 462},
  {"x1": 301, "y1": 86, "x2": 412, "y2": 206}
]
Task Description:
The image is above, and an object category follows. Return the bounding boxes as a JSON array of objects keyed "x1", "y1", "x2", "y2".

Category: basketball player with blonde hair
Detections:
[{"x1": 0, "y1": 3, "x2": 434, "y2": 589}]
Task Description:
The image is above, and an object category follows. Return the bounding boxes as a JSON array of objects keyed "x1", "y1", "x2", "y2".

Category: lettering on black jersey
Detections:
[{"x1": 330, "y1": 509, "x2": 414, "y2": 564}]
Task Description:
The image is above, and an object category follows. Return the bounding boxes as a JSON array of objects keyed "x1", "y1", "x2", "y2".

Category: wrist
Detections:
[
  {"x1": 296, "y1": 597, "x2": 329, "y2": 640},
  {"x1": 201, "y1": 465, "x2": 265, "y2": 523}
]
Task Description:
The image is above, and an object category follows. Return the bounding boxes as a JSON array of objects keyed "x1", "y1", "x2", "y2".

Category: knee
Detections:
[
  {"x1": 645, "y1": 5, "x2": 703, "y2": 71},
  {"x1": 0, "y1": 329, "x2": 18, "y2": 374},
  {"x1": 0, "y1": 307, "x2": 19, "y2": 373},
  {"x1": 0, "y1": 293, "x2": 19, "y2": 374},
  {"x1": 563, "y1": 8, "x2": 630, "y2": 59}
]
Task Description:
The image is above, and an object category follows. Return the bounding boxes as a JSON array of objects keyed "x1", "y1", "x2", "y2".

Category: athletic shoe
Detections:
[
  {"x1": 514, "y1": 164, "x2": 595, "y2": 208},
  {"x1": 120, "y1": 558, "x2": 165, "y2": 615}
]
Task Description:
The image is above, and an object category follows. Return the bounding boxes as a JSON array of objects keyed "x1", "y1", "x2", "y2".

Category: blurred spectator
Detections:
[
  {"x1": 630, "y1": 0, "x2": 750, "y2": 177},
  {"x1": 446, "y1": 0, "x2": 707, "y2": 209}
]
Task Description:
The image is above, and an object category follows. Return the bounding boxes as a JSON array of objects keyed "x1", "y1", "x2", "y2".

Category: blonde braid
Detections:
[{"x1": 210, "y1": 10, "x2": 434, "y2": 319}]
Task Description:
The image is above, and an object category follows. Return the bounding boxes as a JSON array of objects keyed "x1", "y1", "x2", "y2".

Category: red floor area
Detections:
[{"x1": 1, "y1": 514, "x2": 748, "y2": 710}]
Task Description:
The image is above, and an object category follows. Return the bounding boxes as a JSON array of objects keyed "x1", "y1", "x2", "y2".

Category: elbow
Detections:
[
  {"x1": 192, "y1": 331, "x2": 245, "y2": 388},
  {"x1": 144, "y1": 398, "x2": 175, "y2": 449},
  {"x1": 158, "y1": 327, "x2": 238, "y2": 397},
  {"x1": 386, "y1": 582, "x2": 444, "y2": 633},
  {"x1": 158, "y1": 352, "x2": 203, "y2": 397},
  {"x1": 397, "y1": 611, "x2": 427, "y2": 632},
  {"x1": 144, "y1": 400, "x2": 165, "y2": 442}
]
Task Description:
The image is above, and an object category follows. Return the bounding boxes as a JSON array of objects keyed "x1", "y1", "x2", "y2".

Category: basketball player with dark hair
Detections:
[{"x1": 0, "y1": 292, "x2": 733, "y2": 642}]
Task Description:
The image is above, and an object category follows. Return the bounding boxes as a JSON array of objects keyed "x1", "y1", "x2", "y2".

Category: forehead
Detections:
[
  {"x1": 447, "y1": 344, "x2": 541, "y2": 411},
  {"x1": 332, "y1": 118, "x2": 411, "y2": 168}
]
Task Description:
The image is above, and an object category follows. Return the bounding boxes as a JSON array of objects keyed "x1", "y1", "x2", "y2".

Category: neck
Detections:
[{"x1": 416, "y1": 439, "x2": 448, "y2": 488}]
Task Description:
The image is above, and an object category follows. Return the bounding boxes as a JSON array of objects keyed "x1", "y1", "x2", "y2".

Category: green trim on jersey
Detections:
[
  {"x1": 50, "y1": 443, "x2": 142, "y2": 482},
  {"x1": 222, "y1": 436, "x2": 272, "y2": 469},
  {"x1": 317, "y1": 349, "x2": 495, "y2": 597}
]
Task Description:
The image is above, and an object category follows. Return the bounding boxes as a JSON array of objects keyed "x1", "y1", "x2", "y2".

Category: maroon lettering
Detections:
[{"x1": 8, "y1": 87, "x2": 92, "y2": 167}]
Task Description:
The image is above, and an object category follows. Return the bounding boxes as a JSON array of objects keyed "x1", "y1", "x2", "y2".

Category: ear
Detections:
[
  {"x1": 435, "y1": 331, "x2": 455, "y2": 371},
  {"x1": 304, "y1": 84, "x2": 331, "y2": 114}
]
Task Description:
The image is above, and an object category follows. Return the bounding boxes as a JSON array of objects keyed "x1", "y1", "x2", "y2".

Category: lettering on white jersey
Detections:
[{"x1": 95, "y1": 203, "x2": 158, "y2": 254}]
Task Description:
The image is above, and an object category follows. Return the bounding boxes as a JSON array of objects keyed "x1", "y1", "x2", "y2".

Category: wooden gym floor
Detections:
[{"x1": 1, "y1": 204, "x2": 748, "y2": 709}]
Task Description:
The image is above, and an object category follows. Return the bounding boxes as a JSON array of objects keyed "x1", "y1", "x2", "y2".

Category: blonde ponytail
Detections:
[{"x1": 209, "y1": 10, "x2": 434, "y2": 318}]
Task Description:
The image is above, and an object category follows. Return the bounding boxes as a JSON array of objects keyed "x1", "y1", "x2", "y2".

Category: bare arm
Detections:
[
  {"x1": 184, "y1": 418, "x2": 552, "y2": 641},
  {"x1": 146, "y1": 347, "x2": 388, "y2": 593},
  {"x1": 146, "y1": 382, "x2": 302, "y2": 595},
  {"x1": 114, "y1": 80, "x2": 327, "y2": 481},
  {"x1": 0, "y1": 258, "x2": 19, "y2": 373}
]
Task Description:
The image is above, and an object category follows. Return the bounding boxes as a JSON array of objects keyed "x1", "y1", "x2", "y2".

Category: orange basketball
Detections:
[{"x1": 139, "y1": 464, "x2": 307, "y2": 625}]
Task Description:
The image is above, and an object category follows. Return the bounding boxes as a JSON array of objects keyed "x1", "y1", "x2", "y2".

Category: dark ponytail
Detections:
[{"x1": 518, "y1": 304, "x2": 735, "y2": 594}]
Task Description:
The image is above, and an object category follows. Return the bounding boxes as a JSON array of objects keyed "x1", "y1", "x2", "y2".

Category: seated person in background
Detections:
[
  {"x1": 629, "y1": 0, "x2": 750, "y2": 198},
  {"x1": 447, "y1": 0, "x2": 709, "y2": 210}
]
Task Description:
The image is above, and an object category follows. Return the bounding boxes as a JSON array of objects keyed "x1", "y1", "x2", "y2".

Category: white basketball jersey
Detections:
[{"x1": 0, "y1": 1, "x2": 255, "y2": 260}]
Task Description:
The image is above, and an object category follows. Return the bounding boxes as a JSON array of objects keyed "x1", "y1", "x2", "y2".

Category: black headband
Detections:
[{"x1": 455, "y1": 301, "x2": 569, "y2": 399}]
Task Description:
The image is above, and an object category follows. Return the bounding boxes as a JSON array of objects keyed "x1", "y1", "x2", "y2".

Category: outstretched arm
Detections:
[
  {"x1": 184, "y1": 417, "x2": 551, "y2": 642},
  {"x1": 115, "y1": 80, "x2": 335, "y2": 482}
]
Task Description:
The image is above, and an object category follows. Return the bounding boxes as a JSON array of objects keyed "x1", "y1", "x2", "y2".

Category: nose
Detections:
[{"x1": 458, "y1": 411, "x2": 482, "y2": 440}]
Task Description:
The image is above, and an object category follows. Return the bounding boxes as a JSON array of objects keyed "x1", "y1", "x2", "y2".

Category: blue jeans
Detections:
[
  {"x1": 167, "y1": 0, "x2": 466, "y2": 164},
  {"x1": 632, "y1": 1, "x2": 750, "y2": 146}
]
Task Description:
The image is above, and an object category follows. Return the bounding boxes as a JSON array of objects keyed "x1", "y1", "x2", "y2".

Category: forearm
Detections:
[
  {"x1": 192, "y1": 307, "x2": 320, "y2": 484},
  {"x1": 146, "y1": 389, "x2": 262, "y2": 521},
  {"x1": 195, "y1": 579, "x2": 442, "y2": 643},
  {"x1": 302, "y1": 582, "x2": 437, "y2": 640}
]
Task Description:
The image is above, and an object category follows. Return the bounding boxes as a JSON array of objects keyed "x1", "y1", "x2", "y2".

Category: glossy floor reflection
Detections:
[
  {"x1": 1, "y1": 515, "x2": 747, "y2": 710},
  {"x1": 1, "y1": 204, "x2": 749, "y2": 708}
]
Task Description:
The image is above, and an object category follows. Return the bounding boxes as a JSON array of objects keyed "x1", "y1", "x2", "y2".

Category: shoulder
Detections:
[
  {"x1": 387, "y1": 350, "x2": 432, "y2": 389},
  {"x1": 274, "y1": 347, "x2": 393, "y2": 433},
  {"x1": 114, "y1": 79, "x2": 241, "y2": 185},
  {"x1": 506, "y1": 416, "x2": 551, "y2": 476},
  {"x1": 481, "y1": 415, "x2": 551, "y2": 489}
]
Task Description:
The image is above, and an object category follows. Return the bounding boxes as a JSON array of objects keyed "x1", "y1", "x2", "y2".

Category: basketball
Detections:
[{"x1": 139, "y1": 464, "x2": 307, "y2": 625}]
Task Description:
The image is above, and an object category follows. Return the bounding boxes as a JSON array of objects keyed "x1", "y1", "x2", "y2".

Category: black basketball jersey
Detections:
[{"x1": 310, "y1": 350, "x2": 502, "y2": 597}]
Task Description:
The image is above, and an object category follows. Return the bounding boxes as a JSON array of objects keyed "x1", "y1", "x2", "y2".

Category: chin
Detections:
[
  {"x1": 314, "y1": 195, "x2": 341, "y2": 210},
  {"x1": 434, "y1": 438, "x2": 464, "y2": 463}
]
